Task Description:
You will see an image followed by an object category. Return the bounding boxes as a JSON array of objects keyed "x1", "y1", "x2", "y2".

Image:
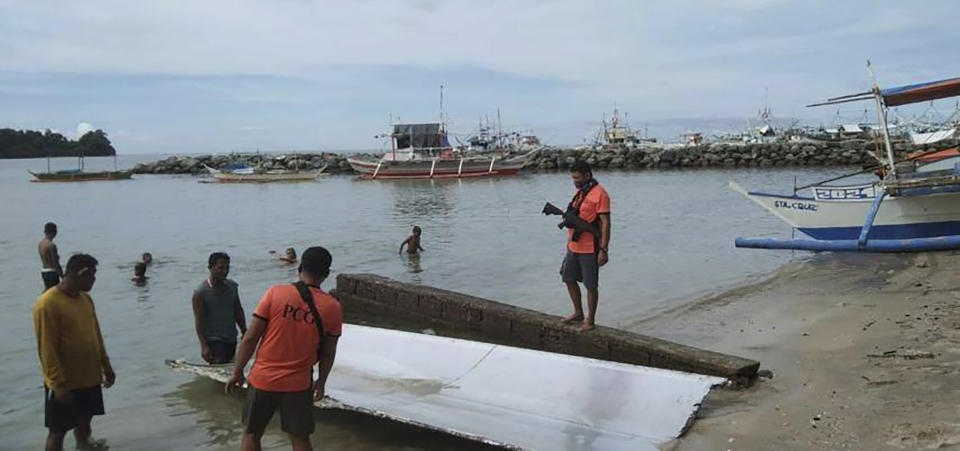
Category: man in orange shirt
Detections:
[
  {"x1": 226, "y1": 246, "x2": 342, "y2": 451},
  {"x1": 560, "y1": 160, "x2": 611, "y2": 331}
]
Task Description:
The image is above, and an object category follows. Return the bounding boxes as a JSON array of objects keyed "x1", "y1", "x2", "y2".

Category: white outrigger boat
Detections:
[
  {"x1": 734, "y1": 67, "x2": 960, "y2": 252},
  {"x1": 168, "y1": 324, "x2": 724, "y2": 450},
  {"x1": 203, "y1": 164, "x2": 326, "y2": 183}
]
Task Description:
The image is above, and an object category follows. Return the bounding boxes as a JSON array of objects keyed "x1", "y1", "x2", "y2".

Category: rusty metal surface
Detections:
[{"x1": 169, "y1": 324, "x2": 724, "y2": 450}]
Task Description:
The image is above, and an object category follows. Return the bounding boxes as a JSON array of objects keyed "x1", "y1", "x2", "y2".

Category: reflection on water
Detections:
[{"x1": 391, "y1": 180, "x2": 456, "y2": 222}]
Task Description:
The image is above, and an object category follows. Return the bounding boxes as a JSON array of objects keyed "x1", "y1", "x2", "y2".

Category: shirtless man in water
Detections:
[{"x1": 39, "y1": 223, "x2": 63, "y2": 291}]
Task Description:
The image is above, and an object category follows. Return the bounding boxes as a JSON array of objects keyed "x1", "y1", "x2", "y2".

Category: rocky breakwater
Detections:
[
  {"x1": 131, "y1": 152, "x2": 373, "y2": 175},
  {"x1": 528, "y1": 139, "x2": 956, "y2": 171}
]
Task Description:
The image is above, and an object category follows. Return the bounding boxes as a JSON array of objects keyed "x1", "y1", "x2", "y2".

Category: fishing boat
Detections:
[
  {"x1": 203, "y1": 164, "x2": 326, "y2": 183},
  {"x1": 733, "y1": 67, "x2": 960, "y2": 252},
  {"x1": 346, "y1": 122, "x2": 535, "y2": 179},
  {"x1": 29, "y1": 154, "x2": 132, "y2": 182},
  {"x1": 168, "y1": 324, "x2": 723, "y2": 451}
]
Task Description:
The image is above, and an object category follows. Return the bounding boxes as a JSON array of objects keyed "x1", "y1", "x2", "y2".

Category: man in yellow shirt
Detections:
[{"x1": 33, "y1": 254, "x2": 115, "y2": 451}]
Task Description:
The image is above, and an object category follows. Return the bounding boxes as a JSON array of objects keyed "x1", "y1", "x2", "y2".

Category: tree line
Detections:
[{"x1": 0, "y1": 128, "x2": 116, "y2": 159}]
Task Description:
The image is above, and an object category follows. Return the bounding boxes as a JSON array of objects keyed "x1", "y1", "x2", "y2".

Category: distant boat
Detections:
[
  {"x1": 347, "y1": 123, "x2": 534, "y2": 179},
  {"x1": 28, "y1": 154, "x2": 132, "y2": 182},
  {"x1": 29, "y1": 169, "x2": 133, "y2": 182},
  {"x1": 203, "y1": 164, "x2": 325, "y2": 183}
]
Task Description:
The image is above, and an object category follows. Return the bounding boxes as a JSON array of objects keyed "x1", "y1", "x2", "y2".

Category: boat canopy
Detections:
[
  {"x1": 881, "y1": 77, "x2": 960, "y2": 107},
  {"x1": 807, "y1": 76, "x2": 960, "y2": 108},
  {"x1": 394, "y1": 123, "x2": 450, "y2": 149}
]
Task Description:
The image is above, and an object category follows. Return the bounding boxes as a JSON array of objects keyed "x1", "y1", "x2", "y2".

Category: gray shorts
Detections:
[{"x1": 560, "y1": 250, "x2": 599, "y2": 290}]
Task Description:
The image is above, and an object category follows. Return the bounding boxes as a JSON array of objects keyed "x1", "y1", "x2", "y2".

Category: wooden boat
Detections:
[
  {"x1": 203, "y1": 164, "x2": 325, "y2": 183},
  {"x1": 347, "y1": 122, "x2": 534, "y2": 179},
  {"x1": 29, "y1": 169, "x2": 133, "y2": 182},
  {"x1": 29, "y1": 154, "x2": 133, "y2": 182},
  {"x1": 168, "y1": 324, "x2": 723, "y2": 451},
  {"x1": 734, "y1": 68, "x2": 960, "y2": 252}
]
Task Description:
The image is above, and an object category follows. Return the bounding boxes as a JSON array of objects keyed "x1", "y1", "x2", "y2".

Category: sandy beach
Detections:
[{"x1": 640, "y1": 252, "x2": 960, "y2": 450}]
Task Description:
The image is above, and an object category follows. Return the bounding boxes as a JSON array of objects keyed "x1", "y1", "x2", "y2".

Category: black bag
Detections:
[{"x1": 292, "y1": 281, "x2": 326, "y2": 361}]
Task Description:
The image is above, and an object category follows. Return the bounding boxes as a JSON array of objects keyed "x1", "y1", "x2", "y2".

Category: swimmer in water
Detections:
[{"x1": 398, "y1": 226, "x2": 424, "y2": 255}]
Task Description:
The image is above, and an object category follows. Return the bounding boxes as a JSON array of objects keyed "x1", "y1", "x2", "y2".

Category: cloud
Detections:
[
  {"x1": 76, "y1": 122, "x2": 93, "y2": 138},
  {"x1": 0, "y1": 1, "x2": 958, "y2": 152}
]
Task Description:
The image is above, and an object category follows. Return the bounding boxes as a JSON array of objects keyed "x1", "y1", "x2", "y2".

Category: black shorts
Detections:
[
  {"x1": 42, "y1": 271, "x2": 60, "y2": 290},
  {"x1": 560, "y1": 250, "x2": 599, "y2": 290},
  {"x1": 44, "y1": 385, "x2": 105, "y2": 432},
  {"x1": 242, "y1": 387, "x2": 314, "y2": 437},
  {"x1": 208, "y1": 341, "x2": 236, "y2": 364}
]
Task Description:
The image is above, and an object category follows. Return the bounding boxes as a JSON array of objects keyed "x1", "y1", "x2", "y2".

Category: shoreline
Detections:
[{"x1": 643, "y1": 252, "x2": 960, "y2": 450}]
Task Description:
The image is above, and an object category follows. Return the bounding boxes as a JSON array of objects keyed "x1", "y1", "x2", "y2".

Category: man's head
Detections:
[
  {"x1": 412, "y1": 226, "x2": 422, "y2": 237},
  {"x1": 44, "y1": 222, "x2": 57, "y2": 239},
  {"x1": 207, "y1": 252, "x2": 230, "y2": 283},
  {"x1": 134, "y1": 262, "x2": 147, "y2": 277},
  {"x1": 65, "y1": 254, "x2": 98, "y2": 292},
  {"x1": 285, "y1": 248, "x2": 297, "y2": 260},
  {"x1": 569, "y1": 160, "x2": 593, "y2": 188},
  {"x1": 299, "y1": 246, "x2": 332, "y2": 282},
  {"x1": 142, "y1": 252, "x2": 153, "y2": 264}
]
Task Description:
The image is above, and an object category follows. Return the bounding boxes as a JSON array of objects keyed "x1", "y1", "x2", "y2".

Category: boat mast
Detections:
[{"x1": 868, "y1": 62, "x2": 897, "y2": 178}]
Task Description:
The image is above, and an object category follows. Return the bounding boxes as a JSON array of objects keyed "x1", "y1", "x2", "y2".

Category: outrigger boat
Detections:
[
  {"x1": 29, "y1": 154, "x2": 132, "y2": 182},
  {"x1": 203, "y1": 164, "x2": 325, "y2": 183},
  {"x1": 346, "y1": 122, "x2": 535, "y2": 179},
  {"x1": 734, "y1": 67, "x2": 960, "y2": 252}
]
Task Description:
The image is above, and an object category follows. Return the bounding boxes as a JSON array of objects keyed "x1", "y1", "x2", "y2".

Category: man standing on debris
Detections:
[
  {"x1": 226, "y1": 246, "x2": 343, "y2": 451},
  {"x1": 560, "y1": 160, "x2": 611, "y2": 331}
]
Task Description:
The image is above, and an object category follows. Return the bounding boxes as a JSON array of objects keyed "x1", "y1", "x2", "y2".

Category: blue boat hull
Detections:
[{"x1": 798, "y1": 220, "x2": 960, "y2": 240}]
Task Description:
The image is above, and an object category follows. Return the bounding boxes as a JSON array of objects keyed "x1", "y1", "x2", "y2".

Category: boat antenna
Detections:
[{"x1": 439, "y1": 85, "x2": 444, "y2": 132}]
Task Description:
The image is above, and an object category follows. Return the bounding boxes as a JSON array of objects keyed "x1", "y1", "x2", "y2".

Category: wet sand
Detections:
[{"x1": 639, "y1": 252, "x2": 960, "y2": 450}]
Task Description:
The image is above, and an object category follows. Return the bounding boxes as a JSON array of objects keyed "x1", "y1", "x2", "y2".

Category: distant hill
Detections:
[{"x1": 0, "y1": 128, "x2": 116, "y2": 159}]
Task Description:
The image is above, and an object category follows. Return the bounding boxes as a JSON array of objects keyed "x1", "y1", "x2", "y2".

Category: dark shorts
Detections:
[
  {"x1": 560, "y1": 250, "x2": 599, "y2": 290},
  {"x1": 42, "y1": 271, "x2": 60, "y2": 290},
  {"x1": 44, "y1": 385, "x2": 104, "y2": 432},
  {"x1": 242, "y1": 387, "x2": 314, "y2": 437},
  {"x1": 208, "y1": 341, "x2": 236, "y2": 364}
]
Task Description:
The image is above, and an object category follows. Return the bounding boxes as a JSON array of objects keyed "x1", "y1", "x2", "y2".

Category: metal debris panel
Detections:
[{"x1": 169, "y1": 324, "x2": 725, "y2": 450}]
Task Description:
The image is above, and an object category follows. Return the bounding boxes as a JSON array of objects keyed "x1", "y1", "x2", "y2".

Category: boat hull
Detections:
[
  {"x1": 211, "y1": 172, "x2": 320, "y2": 183},
  {"x1": 347, "y1": 156, "x2": 528, "y2": 179},
  {"x1": 29, "y1": 170, "x2": 133, "y2": 182},
  {"x1": 731, "y1": 181, "x2": 960, "y2": 240}
]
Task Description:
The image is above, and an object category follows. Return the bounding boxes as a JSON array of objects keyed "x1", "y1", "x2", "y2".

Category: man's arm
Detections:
[
  {"x1": 398, "y1": 238, "x2": 408, "y2": 254},
  {"x1": 234, "y1": 295, "x2": 247, "y2": 336},
  {"x1": 225, "y1": 316, "x2": 267, "y2": 394},
  {"x1": 597, "y1": 213, "x2": 611, "y2": 266},
  {"x1": 51, "y1": 244, "x2": 62, "y2": 276},
  {"x1": 34, "y1": 305, "x2": 69, "y2": 392},
  {"x1": 92, "y1": 307, "x2": 115, "y2": 388},
  {"x1": 191, "y1": 292, "x2": 213, "y2": 363},
  {"x1": 314, "y1": 336, "x2": 339, "y2": 400}
]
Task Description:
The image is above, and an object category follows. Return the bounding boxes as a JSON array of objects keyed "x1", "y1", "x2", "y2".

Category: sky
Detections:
[{"x1": 0, "y1": 0, "x2": 958, "y2": 154}]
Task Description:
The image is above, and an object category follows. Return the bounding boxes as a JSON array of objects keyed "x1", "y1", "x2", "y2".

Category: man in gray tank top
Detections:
[{"x1": 191, "y1": 252, "x2": 247, "y2": 363}]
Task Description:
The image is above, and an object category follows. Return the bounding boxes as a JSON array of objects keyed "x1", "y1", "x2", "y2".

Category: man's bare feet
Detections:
[
  {"x1": 579, "y1": 322, "x2": 595, "y2": 332},
  {"x1": 561, "y1": 312, "x2": 584, "y2": 323}
]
